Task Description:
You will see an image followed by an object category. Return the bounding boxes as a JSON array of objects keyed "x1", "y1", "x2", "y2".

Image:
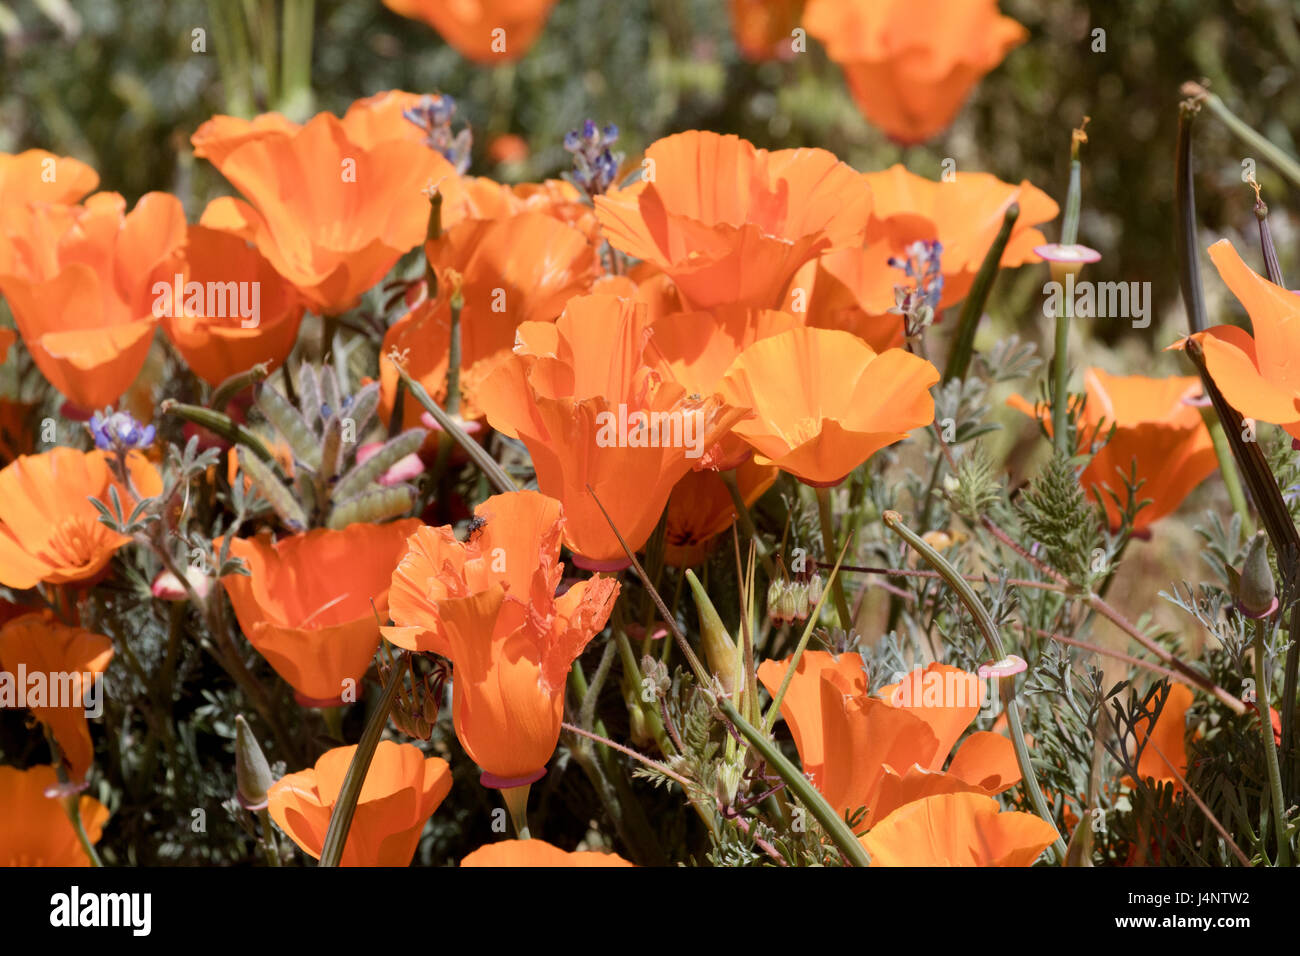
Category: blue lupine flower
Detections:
[
  {"x1": 89, "y1": 408, "x2": 156, "y2": 453},
  {"x1": 564, "y1": 120, "x2": 623, "y2": 198},
  {"x1": 403, "y1": 94, "x2": 473, "y2": 174}
]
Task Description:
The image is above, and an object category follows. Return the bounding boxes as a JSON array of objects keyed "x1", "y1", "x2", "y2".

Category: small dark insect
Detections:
[{"x1": 465, "y1": 515, "x2": 487, "y2": 540}]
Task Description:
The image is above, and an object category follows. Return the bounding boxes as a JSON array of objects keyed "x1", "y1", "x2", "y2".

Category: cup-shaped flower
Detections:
[
  {"x1": 0, "y1": 192, "x2": 186, "y2": 409},
  {"x1": 0, "y1": 150, "x2": 98, "y2": 214},
  {"x1": 1007, "y1": 369, "x2": 1217, "y2": 532},
  {"x1": 0, "y1": 765, "x2": 110, "y2": 866},
  {"x1": 727, "y1": 0, "x2": 805, "y2": 61},
  {"x1": 0, "y1": 448, "x2": 162, "y2": 589},
  {"x1": 719, "y1": 327, "x2": 938, "y2": 486},
  {"x1": 861, "y1": 791, "x2": 1059, "y2": 866},
  {"x1": 460, "y1": 837, "x2": 634, "y2": 866},
  {"x1": 383, "y1": 491, "x2": 620, "y2": 784},
  {"x1": 381, "y1": 0, "x2": 558, "y2": 63},
  {"x1": 0, "y1": 611, "x2": 113, "y2": 783},
  {"x1": 804, "y1": 0, "x2": 1027, "y2": 144},
  {"x1": 479, "y1": 294, "x2": 746, "y2": 565},
  {"x1": 220, "y1": 519, "x2": 423, "y2": 706},
  {"x1": 157, "y1": 224, "x2": 305, "y2": 386},
  {"x1": 267, "y1": 741, "x2": 452, "y2": 866},
  {"x1": 594, "y1": 131, "x2": 871, "y2": 311}
]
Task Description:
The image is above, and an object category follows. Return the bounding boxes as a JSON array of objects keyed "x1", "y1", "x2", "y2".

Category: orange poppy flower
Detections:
[
  {"x1": 0, "y1": 764, "x2": 110, "y2": 866},
  {"x1": 267, "y1": 740, "x2": 452, "y2": 866},
  {"x1": 861, "y1": 791, "x2": 1059, "y2": 866},
  {"x1": 196, "y1": 111, "x2": 465, "y2": 315},
  {"x1": 157, "y1": 224, "x2": 305, "y2": 387},
  {"x1": 0, "y1": 448, "x2": 162, "y2": 590},
  {"x1": 1007, "y1": 369, "x2": 1217, "y2": 531},
  {"x1": 719, "y1": 327, "x2": 939, "y2": 486},
  {"x1": 728, "y1": 0, "x2": 805, "y2": 61},
  {"x1": 220, "y1": 519, "x2": 423, "y2": 706},
  {"x1": 382, "y1": 0, "x2": 558, "y2": 63},
  {"x1": 760, "y1": 657, "x2": 1020, "y2": 827},
  {"x1": 861, "y1": 165, "x2": 1058, "y2": 308},
  {"x1": 1175, "y1": 240, "x2": 1300, "y2": 443},
  {"x1": 460, "y1": 838, "x2": 635, "y2": 867},
  {"x1": 383, "y1": 491, "x2": 619, "y2": 785},
  {"x1": 663, "y1": 457, "x2": 779, "y2": 567},
  {"x1": 594, "y1": 131, "x2": 871, "y2": 311},
  {"x1": 379, "y1": 210, "x2": 599, "y2": 426},
  {"x1": 0, "y1": 611, "x2": 113, "y2": 783},
  {"x1": 0, "y1": 150, "x2": 98, "y2": 217},
  {"x1": 785, "y1": 243, "x2": 905, "y2": 352},
  {"x1": 478, "y1": 294, "x2": 746, "y2": 566},
  {"x1": 0, "y1": 192, "x2": 186, "y2": 410},
  {"x1": 1125, "y1": 682, "x2": 1193, "y2": 793},
  {"x1": 803, "y1": 0, "x2": 1028, "y2": 144}
]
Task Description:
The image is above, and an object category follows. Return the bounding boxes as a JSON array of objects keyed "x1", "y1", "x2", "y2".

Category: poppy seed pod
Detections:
[
  {"x1": 234, "y1": 715, "x2": 275, "y2": 811},
  {"x1": 1238, "y1": 531, "x2": 1277, "y2": 619}
]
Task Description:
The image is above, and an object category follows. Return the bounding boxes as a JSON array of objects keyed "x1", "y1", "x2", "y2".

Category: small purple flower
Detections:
[
  {"x1": 887, "y1": 239, "x2": 944, "y2": 334},
  {"x1": 89, "y1": 408, "x2": 156, "y2": 452},
  {"x1": 564, "y1": 120, "x2": 622, "y2": 198},
  {"x1": 404, "y1": 94, "x2": 473, "y2": 174}
]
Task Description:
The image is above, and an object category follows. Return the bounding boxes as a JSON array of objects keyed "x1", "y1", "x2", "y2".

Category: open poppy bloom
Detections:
[
  {"x1": 759, "y1": 657, "x2": 1021, "y2": 828},
  {"x1": 0, "y1": 611, "x2": 113, "y2": 783},
  {"x1": 594, "y1": 131, "x2": 871, "y2": 311},
  {"x1": 1007, "y1": 369, "x2": 1217, "y2": 532},
  {"x1": 663, "y1": 457, "x2": 778, "y2": 567},
  {"x1": 0, "y1": 765, "x2": 110, "y2": 866},
  {"x1": 803, "y1": 0, "x2": 1028, "y2": 144},
  {"x1": 861, "y1": 791, "x2": 1059, "y2": 866},
  {"x1": 479, "y1": 294, "x2": 746, "y2": 566},
  {"x1": 220, "y1": 519, "x2": 423, "y2": 707},
  {"x1": 460, "y1": 837, "x2": 634, "y2": 867},
  {"x1": 719, "y1": 327, "x2": 939, "y2": 486},
  {"x1": 861, "y1": 164, "x2": 1058, "y2": 308},
  {"x1": 157, "y1": 223, "x2": 305, "y2": 387},
  {"x1": 195, "y1": 111, "x2": 465, "y2": 315},
  {"x1": 381, "y1": 0, "x2": 558, "y2": 63},
  {"x1": 379, "y1": 210, "x2": 599, "y2": 426},
  {"x1": 0, "y1": 448, "x2": 162, "y2": 590},
  {"x1": 383, "y1": 491, "x2": 619, "y2": 786},
  {"x1": 1174, "y1": 240, "x2": 1300, "y2": 444},
  {"x1": 0, "y1": 192, "x2": 186, "y2": 410},
  {"x1": 267, "y1": 740, "x2": 452, "y2": 866},
  {"x1": 0, "y1": 150, "x2": 99, "y2": 216},
  {"x1": 786, "y1": 243, "x2": 906, "y2": 352},
  {"x1": 728, "y1": 0, "x2": 805, "y2": 61}
]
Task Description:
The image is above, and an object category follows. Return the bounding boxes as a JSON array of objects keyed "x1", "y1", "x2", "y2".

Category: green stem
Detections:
[
  {"x1": 1206, "y1": 415, "x2": 1253, "y2": 538},
  {"x1": 257, "y1": 807, "x2": 281, "y2": 866},
  {"x1": 883, "y1": 510, "x2": 1067, "y2": 863},
  {"x1": 1253, "y1": 617, "x2": 1291, "y2": 866},
  {"x1": 318, "y1": 656, "x2": 404, "y2": 867},
  {"x1": 943, "y1": 203, "x2": 1018, "y2": 383},
  {"x1": 814, "y1": 485, "x2": 853, "y2": 630},
  {"x1": 721, "y1": 468, "x2": 774, "y2": 580},
  {"x1": 1192, "y1": 84, "x2": 1300, "y2": 191}
]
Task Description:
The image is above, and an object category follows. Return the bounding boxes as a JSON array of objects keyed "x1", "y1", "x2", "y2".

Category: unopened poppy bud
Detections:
[
  {"x1": 688, "y1": 570, "x2": 739, "y2": 695},
  {"x1": 1238, "y1": 531, "x2": 1278, "y2": 619},
  {"x1": 234, "y1": 715, "x2": 275, "y2": 811}
]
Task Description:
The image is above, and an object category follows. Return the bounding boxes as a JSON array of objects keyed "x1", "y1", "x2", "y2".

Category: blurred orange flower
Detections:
[
  {"x1": 595, "y1": 131, "x2": 870, "y2": 311},
  {"x1": 480, "y1": 294, "x2": 745, "y2": 566},
  {"x1": 719, "y1": 327, "x2": 938, "y2": 486},
  {"x1": 0, "y1": 764, "x2": 110, "y2": 866},
  {"x1": 383, "y1": 491, "x2": 619, "y2": 785},
  {"x1": 804, "y1": 0, "x2": 1028, "y2": 143},
  {"x1": 0, "y1": 611, "x2": 113, "y2": 782},
  {"x1": 220, "y1": 519, "x2": 422, "y2": 706},
  {"x1": 1125, "y1": 682, "x2": 1193, "y2": 793},
  {"x1": 861, "y1": 791, "x2": 1059, "y2": 866},
  {"x1": 728, "y1": 0, "x2": 805, "y2": 61},
  {"x1": 379, "y1": 211, "x2": 598, "y2": 426},
  {"x1": 1178, "y1": 240, "x2": 1300, "y2": 444},
  {"x1": 196, "y1": 111, "x2": 465, "y2": 315},
  {"x1": 461, "y1": 838, "x2": 634, "y2": 866},
  {"x1": 158, "y1": 224, "x2": 305, "y2": 387},
  {"x1": 268, "y1": 740, "x2": 452, "y2": 866},
  {"x1": 1007, "y1": 369, "x2": 1217, "y2": 531},
  {"x1": 0, "y1": 192, "x2": 186, "y2": 410},
  {"x1": 382, "y1": 0, "x2": 558, "y2": 63},
  {"x1": 0, "y1": 150, "x2": 98, "y2": 216},
  {"x1": 861, "y1": 165, "x2": 1059, "y2": 308},
  {"x1": 0, "y1": 448, "x2": 161, "y2": 590}
]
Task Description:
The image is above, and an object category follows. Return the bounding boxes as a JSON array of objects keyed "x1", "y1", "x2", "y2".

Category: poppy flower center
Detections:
[{"x1": 37, "y1": 516, "x2": 111, "y2": 571}]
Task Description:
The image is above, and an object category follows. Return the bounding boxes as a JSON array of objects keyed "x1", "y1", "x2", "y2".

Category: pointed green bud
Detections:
[
  {"x1": 1238, "y1": 531, "x2": 1277, "y2": 619},
  {"x1": 234, "y1": 715, "x2": 275, "y2": 811},
  {"x1": 687, "y1": 569, "x2": 739, "y2": 695}
]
